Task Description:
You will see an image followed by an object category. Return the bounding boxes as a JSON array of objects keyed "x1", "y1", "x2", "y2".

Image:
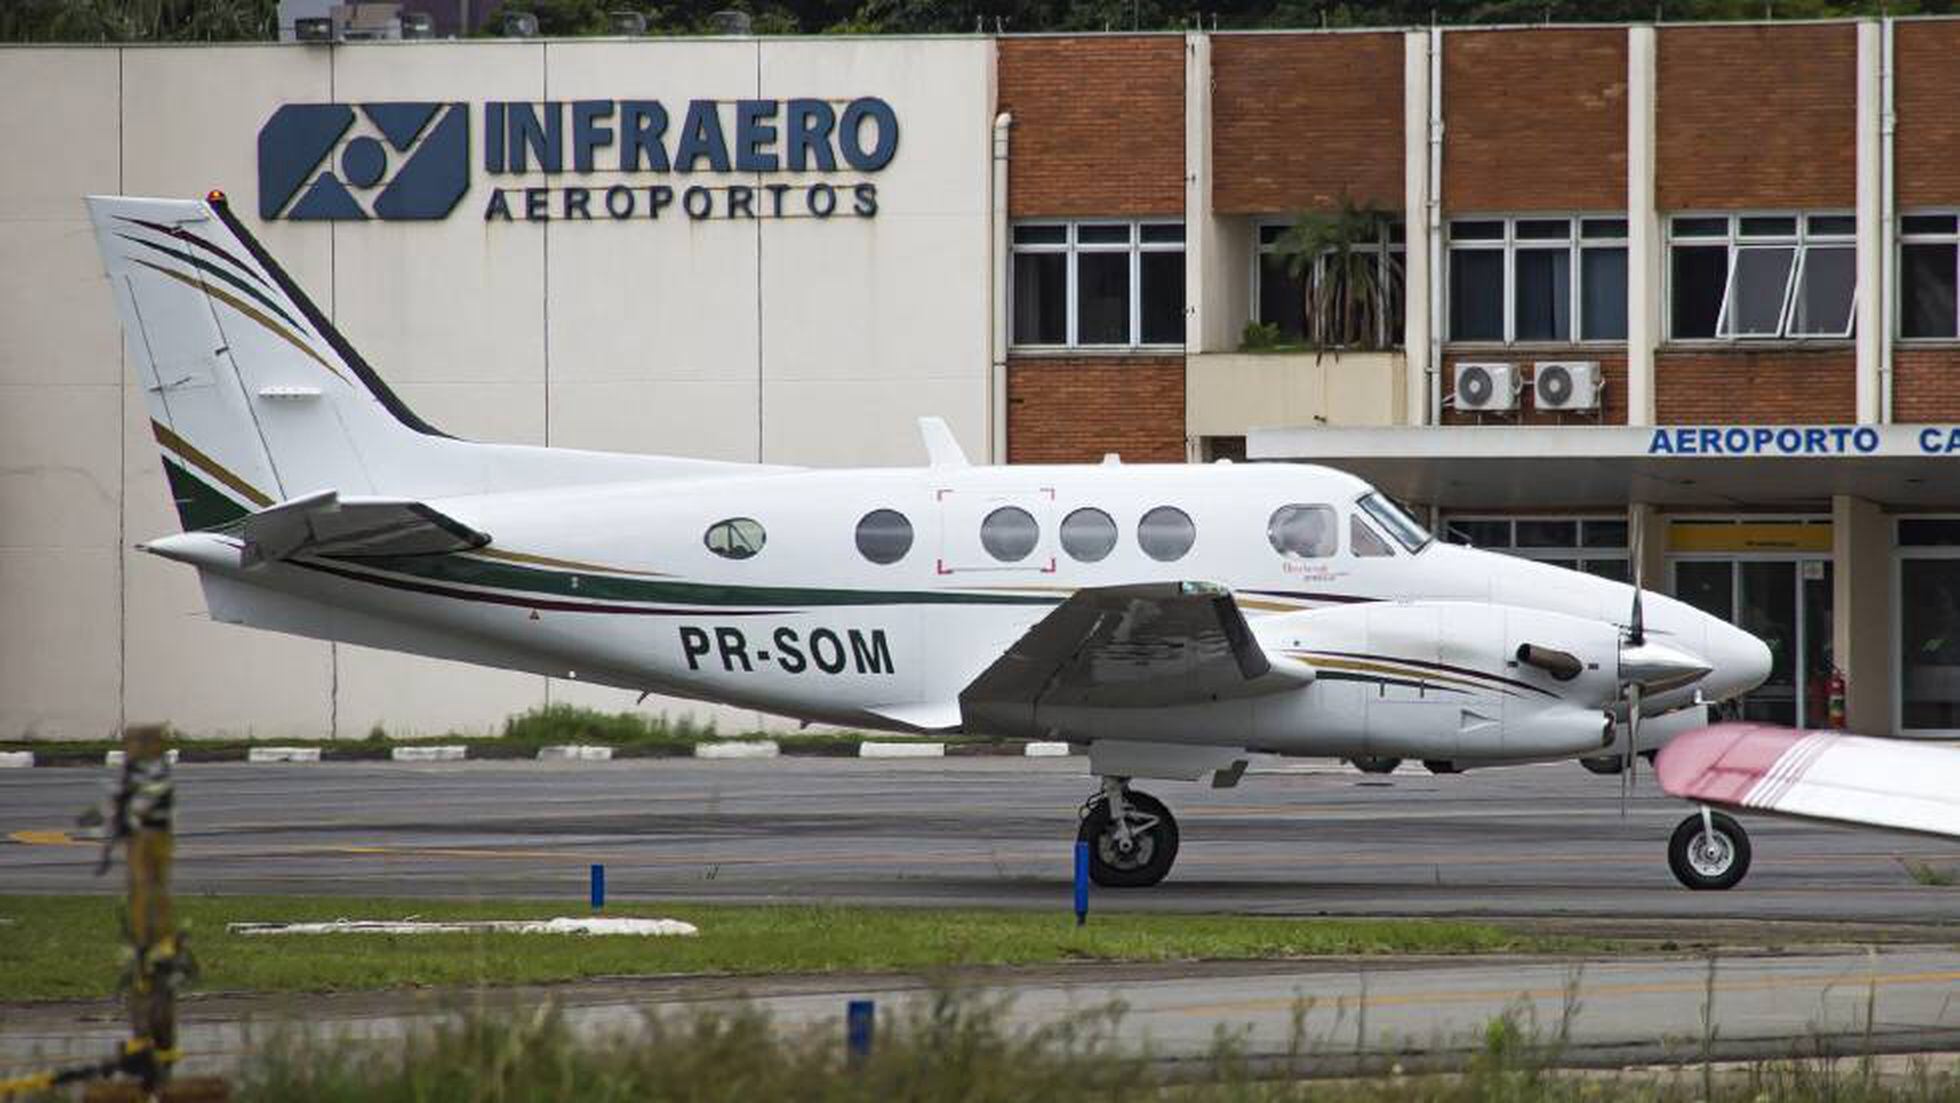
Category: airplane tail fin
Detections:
[{"x1": 87, "y1": 191, "x2": 448, "y2": 532}]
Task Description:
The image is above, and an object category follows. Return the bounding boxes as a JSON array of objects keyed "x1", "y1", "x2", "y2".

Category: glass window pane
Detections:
[
  {"x1": 1899, "y1": 519, "x2": 1960, "y2": 546},
  {"x1": 1258, "y1": 253, "x2": 1307, "y2": 340},
  {"x1": 1359, "y1": 493, "x2": 1431, "y2": 552},
  {"x1": 1140, "y1": 223, "x2": 1185, "y2": 244},
  {"x1": 1581, "y1": 246, "x2": 1628, "y2": 340},
  {"x1": 1076, "y1": 224, "x2": 1128, "y2": 245},
  {"x1": 1675, "y1": 560, "x2": 1735, "y2": 623},
  {"x1": 1902, "y1": 214, "x2": 1958, "y2": 236},
  {"x1": 854, "y1": 509, "x2": 913, "y2": 565},
  {"x1": 1514, "y1": 248, "x2": 1572, "y2": 342},
  {"x1": 1901, "y1": 242, "x2": 1958, "y2": 339},
  {"x1": 1267, "y1": 504, "x2": 1337, "y2": 558},
  {"x1": 1445, "y1": 519, "x2": 1511, "y2": 547},
  {"x1": 1059, "y1": 507, "x2": 1118, "y2": 562},
  {"x1": 1738, "y1": 216, "x2": 1797, "y2": 238},
  {"x1": 1581, "y1": 519, "x2": 1628, "y2": 549},
  {"x1": 1901, "y1": 558, "x2": 1960, "y2": 729},
  {"x1": 980, "y1": 506, "x2": 1039, "y2": 563},
  {"x1": 1013, "y1": 224, "x2": 1065, "y2": 245},
  {"x1": 1351, "y1": 514, "x2": 1394, "y2": 557},
  {"x1": 1724, "y1": 246, "x2": 1797, "y2": 337},
  {"x1": 1075, "y1": 252, "x2": 1129, "y2": 345},
  {"x1": 1515, "y1": 218, "x2": 1571, "y2": 240},
  {"x1": 1449, "y1": 220, "x2": 1504, "y2": 241},
  {"x1": 1582, "y1": 558, "x2": 1630, "y2": 583},
  {"x1": 1581, "y1": 218, "x2": 1629, "y2": 240},
  {"x1": 1516, "y1": 519, "x2": 1578, "y2": 548},
  {"x1": 1449, "y1": 248, "x2": 1504, "y2": 341},
  {"x1": 1138, "y1": 506, "x2": 1196, "y2": 562},
  {"x1": 1011, "y1": 252, "x2": 1066, "y2": 345},
  {"x1": 1139, "y1": 250, "x2": 1185, "y2": 345},
  {"x1": 705, "y1": 518, "x2": 766, "y2": 560},
  {"x1": 1671, "y1": 245, "x2": 1728, "y2": 339},
  {"x1": 1387, "y1": 222, "x2": 1407, "y2": 244},
  {"x1": 1258, "y1": 223, "x2": 1287, "y2": 247},
  {"x1": 1789, "y1": 245, "x2": 1856, "y2": 337},
  {"x1": 1807, "y1": 214, "x2": 1856, "y2": 236},
  {"x1": 1671, "y1": 216, "x2": 1728, "y2": 238}
]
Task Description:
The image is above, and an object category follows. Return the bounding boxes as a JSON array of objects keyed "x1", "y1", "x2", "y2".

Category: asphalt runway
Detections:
[{"x1": 5, "y1": 756, "x2": 1960, "y2": 923}]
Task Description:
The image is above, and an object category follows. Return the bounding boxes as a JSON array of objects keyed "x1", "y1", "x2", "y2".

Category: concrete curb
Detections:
[
  {"x1": 0, "y1": 751, "x2": 33, "y2": 769},
  {"x1": 246, "y1": 746, "x2": 322, "y2": 764},
  {"x1": 694, "y1": 740, "x2": 780, "y2": 759},
  {"x1": 104, "y1": 749, "x2": 181, "y2": 767},
  {"x1": 1023, "y1": 741, "x2": 1072, "y2": 757},
  {"x1": 390, "y1": 745, "x2": 467, "y2": 762},
  {"x1": 859, "y1": 741, "x2": 945, "y2": 758},
  {"x1": 537, "y1": 745, "x2": 614, "y2": 761}
]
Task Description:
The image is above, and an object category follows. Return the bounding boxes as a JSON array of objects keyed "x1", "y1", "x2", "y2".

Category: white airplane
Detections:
[{"x1": 88, "y1": 192, "x2": 1774, "y2": 889}]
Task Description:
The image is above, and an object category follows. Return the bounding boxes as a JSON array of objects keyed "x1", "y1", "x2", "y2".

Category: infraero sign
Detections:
[{"x1": 257, "y1": 97, "x2": 898, "y2": 223}]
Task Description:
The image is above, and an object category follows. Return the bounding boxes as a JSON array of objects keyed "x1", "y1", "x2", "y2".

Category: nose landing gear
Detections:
[
  {"x1": 1668, "y1": 808, "x2": 1752, "y2": 890},
  {"x1": 1078, "y1": 777, "x2": 1180, "y2": 888}
]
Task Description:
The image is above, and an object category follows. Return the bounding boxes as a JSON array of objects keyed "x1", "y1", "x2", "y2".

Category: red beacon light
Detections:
[{"x1": 206, "y1": 189, "x2": 227, "y2": 205}]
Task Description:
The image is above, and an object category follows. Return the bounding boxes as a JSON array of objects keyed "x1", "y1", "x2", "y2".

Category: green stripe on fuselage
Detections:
[{"x1": 340, "y1": 552, "x2": 1066, "y2": 610}]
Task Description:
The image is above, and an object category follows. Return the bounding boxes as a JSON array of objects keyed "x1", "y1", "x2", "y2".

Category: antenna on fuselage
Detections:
[{"x1": 917, "y1": 417, "x2": 969, "y2": 468}]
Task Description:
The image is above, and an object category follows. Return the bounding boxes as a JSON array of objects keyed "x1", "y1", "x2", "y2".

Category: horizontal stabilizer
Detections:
[
  {"x1": 1656, "y1": 723, "x2": 1960, "y2": 841},
  {"x1": 237, "y1": 489, "x2": 489, "y2": 564}
]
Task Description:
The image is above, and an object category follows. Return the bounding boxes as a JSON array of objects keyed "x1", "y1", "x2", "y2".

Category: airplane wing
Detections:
[
  {"x1": 1655, "y1": 722, "x2": 1960, "y2": 840},
  {"x1": 235, "y1": 489, "x2": 490, "y2": 564},
  {"x1": 959, "y1": 582, "x2": 1313, "y2": 737}
]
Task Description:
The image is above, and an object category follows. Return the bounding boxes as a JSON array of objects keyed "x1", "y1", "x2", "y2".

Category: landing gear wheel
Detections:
[
  {"x1": 1350, "y1": 756, "x2": 1403, "y2": 775},
  {"x1": 1422, "y1": 759, "x2": 1462, "y2": 774},
  {"x1": 1581, "y1": 755, "x2": 1624, "y2": 776},
  {"x1": 1668, "y1": 810, "x2": 1752, "y2": 890},
  {"x1": 1078, "y1": 789, "x2": 1179, "y2": 888}
]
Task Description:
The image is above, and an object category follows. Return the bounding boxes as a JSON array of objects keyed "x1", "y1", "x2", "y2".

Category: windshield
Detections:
[{"x1": 1357, "y1": 492, "x2": 1432, "y2": 553}]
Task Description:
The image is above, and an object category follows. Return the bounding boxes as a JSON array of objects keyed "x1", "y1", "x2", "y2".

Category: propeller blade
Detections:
[
  {"x1": 1621, "y1": 682, "x2": 1643, "y2": 820},
  {"x1": 1627, "y1": 510, "x2": 1646, "y2": 647}
]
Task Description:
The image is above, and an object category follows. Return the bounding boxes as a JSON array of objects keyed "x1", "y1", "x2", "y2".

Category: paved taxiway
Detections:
[{"x1": 4, "y1": 756, "x2": 1960, "y2": 921}]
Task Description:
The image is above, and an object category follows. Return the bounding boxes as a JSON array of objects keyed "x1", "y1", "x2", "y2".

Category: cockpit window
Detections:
[
  {"x1": 1358, "y1": 492, "x2": 1432, "y2": 553},
  {"x1": 1267, "y1": 505, "x2": 1336, "y2": 559},
  {"x1": 705, "y1": 517, "x2": 766, "y2": 560},
  {"x1": 1350, "y1": 513, "x2": 1394, "y2": 558}
]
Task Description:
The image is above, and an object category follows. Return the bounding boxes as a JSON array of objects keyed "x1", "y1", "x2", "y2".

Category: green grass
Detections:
[
  {"x1": 1896, "y1": 857, "x2": 1959, "y2": 886},
  {"x1": 0, "y1": 895, "x2": 1582, "y2": 1002}
]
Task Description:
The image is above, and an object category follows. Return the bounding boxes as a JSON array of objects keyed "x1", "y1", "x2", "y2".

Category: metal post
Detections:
[
  {"x1": 846, "y1": 999, "x2": 875, "y2": 1064},
  {"x1": 589, "y1": 863, "x2": 605, "y2": 912},
  {"x1": 1073, "y1": 840, "x2": 1089, "y2": 926}
]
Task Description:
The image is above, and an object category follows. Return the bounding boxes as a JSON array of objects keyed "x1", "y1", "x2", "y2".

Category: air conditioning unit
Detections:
[
  {"x1": 1454, "y1": 362, "x2": 1520, "y2": 412},
  {"x1": 1532, "y1": 361, "x2": 1603, "y2": 412}
]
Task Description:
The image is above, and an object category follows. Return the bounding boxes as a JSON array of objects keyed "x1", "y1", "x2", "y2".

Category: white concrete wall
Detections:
[{"x1": 0, "y1": 37, "x2": 994, "y2": 739}]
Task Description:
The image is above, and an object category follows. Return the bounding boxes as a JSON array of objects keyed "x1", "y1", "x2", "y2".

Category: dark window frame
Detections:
[
  {"x1": 1445, "y1": 215, "x2": 1628, "y2": 346},
  {"x1": 1009, "y1": 220, "x2": 1185, "y2": 350}
]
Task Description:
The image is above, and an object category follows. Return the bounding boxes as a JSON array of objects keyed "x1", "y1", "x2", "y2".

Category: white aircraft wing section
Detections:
[
  {"x1": 959, "y1": 582, "x2": 1313, "y2": 738},
  {"x1": 1655, "y1": 722, "x2": 1960, "y2": 840},
  {"x1": 236, "y1": 489, "x2": 490, "y2": 564}
]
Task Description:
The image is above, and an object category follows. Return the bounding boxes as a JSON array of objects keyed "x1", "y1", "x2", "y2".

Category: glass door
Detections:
[{"x1": 1673, "y1": 557, "x2": 1832, "y2": 727}]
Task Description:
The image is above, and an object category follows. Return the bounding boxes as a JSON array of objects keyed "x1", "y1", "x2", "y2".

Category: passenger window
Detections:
[
  {"x1": 704, "y1": 517, "x2": 766, "y2": 560},
  {"x1": 1268, "y1": 504, "x2": 1336, "y2": 558},
  {"x1": 1060, "y1": 507, "x2": 1118, "y2": 562},
  {"x1": 1350, "y1": 513, "x2": 1394, "y2": 558},
  {"x1": 855, "y1": 509, "x2": 913, "y2": 565},
  {"x1": 1137, "y1": 506, "x2": 1196, "y2": 562},
  {"x1": 980, "y1": 506, "x2": 1040, "y2": 562}
]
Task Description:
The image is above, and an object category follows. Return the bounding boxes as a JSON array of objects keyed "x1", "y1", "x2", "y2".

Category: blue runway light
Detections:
[
  {"x1": 1074, "y1": 839, "x2": 1089, "y2": 926},
  {"x1": 589, "y1": 863, "x2": 605, "y2": 911},
  {"x1": 846, "y1": 998, "x2": 875, "y2": 1063}
]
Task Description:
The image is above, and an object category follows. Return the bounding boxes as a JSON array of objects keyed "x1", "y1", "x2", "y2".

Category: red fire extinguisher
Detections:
[{"x1": 1825, "y1": 667, "x2": 1847, "y2": 730}]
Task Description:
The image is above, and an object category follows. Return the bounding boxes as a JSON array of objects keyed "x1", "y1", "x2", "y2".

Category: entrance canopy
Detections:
[{"x1": 1248, "y1": 424, "x2": 1960, "y2": 510}]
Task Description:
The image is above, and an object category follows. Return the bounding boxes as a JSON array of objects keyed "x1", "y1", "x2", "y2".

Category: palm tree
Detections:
[{"x1": 1272, "y1": 194, "x2": 1403, "y2": 357}]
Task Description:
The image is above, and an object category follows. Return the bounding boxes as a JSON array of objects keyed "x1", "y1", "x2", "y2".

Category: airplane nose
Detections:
[{"x1": 1704, "y1": 619, "x2": 1773, "y2": 702}]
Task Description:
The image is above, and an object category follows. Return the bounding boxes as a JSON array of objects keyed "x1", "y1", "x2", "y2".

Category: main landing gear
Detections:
[
  {"x1": 1668, "y1": 808, "x2": 1752, "y2": 890},
  {"x1": 1078, "y1": 777, "x2": 1180, "y2": 887}
]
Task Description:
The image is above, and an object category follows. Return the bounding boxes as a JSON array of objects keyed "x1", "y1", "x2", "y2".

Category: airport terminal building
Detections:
[{"x1": 7, "y1": 18, "x2": 1960, "y2": 740}]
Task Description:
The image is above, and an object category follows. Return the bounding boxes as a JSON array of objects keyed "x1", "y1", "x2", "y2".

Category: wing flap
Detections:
[
  {"x1": 959, "y1": 582, "x2": 1311, "y2": 738},
  {"x1": 239, "y1": 489, "x2": 489, "y2": 563},
  {"x1": 1656, "y1": 723, "x2": 1960, "y2": 840}
]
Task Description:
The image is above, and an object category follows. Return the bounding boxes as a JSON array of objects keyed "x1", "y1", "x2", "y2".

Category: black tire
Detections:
[
  {"x1": 1350, "y1": 756, "x2": 1403, "y2": 775},
  {"x1": 1422, "y1": 759, "x2": 1462, "y2": 774},
  {"x1": 1580, "y1": 755, "x2": 1624, "y2": 776},
  {"x1": 1668, "y1": 811, "x2": 1752, "y2": 891},
  {"x1": 1078, "y1": 789, "x2": 1179, "y2": 888}
]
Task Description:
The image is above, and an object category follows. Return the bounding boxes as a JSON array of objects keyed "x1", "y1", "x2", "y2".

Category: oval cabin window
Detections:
[
  {"x1": 855, "y1": 509, "x2": 914, "y2": 565},
  {"x1": 1060, "y1": 507, "x2": 1119, "y2": 563},
  {"x1": 1268, "y1": 505, "x2": 1336, "y2": 559},
  {"x1": 1137, "y1": 506, "x2": 1196, "y2": 562},
  {"x1": 980, "y1": 506, "x2": 1040, "y2": 562},
  {"x1": 704, "y1": 517, "x2": 766, "y2": 560}
]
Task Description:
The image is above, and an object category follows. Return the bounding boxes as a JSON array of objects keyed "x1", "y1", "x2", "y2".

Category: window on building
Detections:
[
  {"x1": 1442, "y1": 515, "x2": 1627, "y2": 580},
  {"x1": 854, "y1": 509, "x2": 913, "y2": 565},
  {"x1": 1667, "y1": 213, "x2": 1856, "y2": 341},
  {"x1": 1011, "y1": 221, "x2": 1185, "y2": 348},
  {"x1": 1255, "y1": 221, "x2": 1405, "y2": 347},
  {"x1": 1446, "y1": 217, "x2": 1627, "y2": 344},
  {"x1": 1900, "y1": 213, "x2": 1960, "y2": 340},
  {"x1": 1898, "y1": 517, "x2": 1960, "y2": 731},
  {"x1": 705, "y1": 518, "x2": 766, "y2": 560},
  {"x1": 1137, "y1": 505, "x2": 1196, "y2": 562}
]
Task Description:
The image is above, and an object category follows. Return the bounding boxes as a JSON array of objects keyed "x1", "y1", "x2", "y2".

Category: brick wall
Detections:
[
  {"x1": 998, "y1": 37, "x2": 1185, "y2": 218},
  {"x1": 1892, "y1": 349, "x2": 1960, "y2": 422},
  {"x1": 1896, "y1": 22, "x2": 1960, "y2": 208},
  {"x1": 1654, "y1": 349, "x2": 1855, "y2": 423},
  {"x1": 1441, "y1": 352, "x2": 1627, "y2": 426},
  {"x1": 1006, "y1": 357, "x2": 1186, "y2": 463},
  {"x1": 1657, "y1": 24, "x2": 1856, "y2": 210},
  {"x1": 1211, "y1": 32, "x2": 1405, "y2": 214},
  {"x1": 1443, "y1": 29, "x2": 1627, "y2": 212}
]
